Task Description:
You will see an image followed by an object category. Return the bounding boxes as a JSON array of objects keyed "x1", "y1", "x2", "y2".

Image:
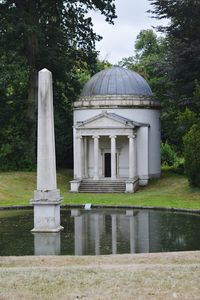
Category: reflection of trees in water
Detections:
[
  {"x1": 0, "y1": 210, "x2": 34, "y2": 256},
  {"x1": 160, "y1": 212, "x2": 200, "y2": 251},
  {"x1": 60, "y1": 209, "x2": 74, "y2": 255}
]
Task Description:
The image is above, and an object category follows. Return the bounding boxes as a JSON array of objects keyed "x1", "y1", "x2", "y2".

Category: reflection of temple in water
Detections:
[{"x1": 71, "y1": 209, "x2": 161, "y2": 255}]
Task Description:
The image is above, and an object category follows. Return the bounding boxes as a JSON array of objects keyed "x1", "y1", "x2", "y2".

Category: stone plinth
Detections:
[
  {"x1": 31, "y1": 190, "x2": 63, "y2": 233},
  {"x1": 70, "y1": 179, "x2": 81, "y2": 192},
  {"x1": 125, "y1": 177, "x2": 139, "y2": 193},
  {"x1": 31, "y1": 202, "x2": 63, "y2": 232}
]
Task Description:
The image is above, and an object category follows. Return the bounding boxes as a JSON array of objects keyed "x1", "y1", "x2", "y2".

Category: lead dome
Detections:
[{"x1": 81, "y1": 66, "x2": 152, "y2": 97}]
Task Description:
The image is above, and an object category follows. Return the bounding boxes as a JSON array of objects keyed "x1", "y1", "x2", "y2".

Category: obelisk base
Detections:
[{"x1": 31, "y1": 190, "x2": 63, "y2": 232}]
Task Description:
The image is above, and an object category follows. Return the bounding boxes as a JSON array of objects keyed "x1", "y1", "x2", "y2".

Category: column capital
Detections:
[
  {"x1": 128, "y1": 134, "x2": 137, "y2": 139},
  {"x1": 92, "y1": 135, "x2": 100, "y2": 139},
  {"x1": 109, "y1": 135, "x2": 117, "y2": 139},
  {"x1": 76, "y1": 135, "x2": 82, "y2": 139}
]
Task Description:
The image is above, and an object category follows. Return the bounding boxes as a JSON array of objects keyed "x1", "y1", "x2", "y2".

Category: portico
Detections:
[{"x1": 71, "y1": 111, "x2": 149, "y2": 193}]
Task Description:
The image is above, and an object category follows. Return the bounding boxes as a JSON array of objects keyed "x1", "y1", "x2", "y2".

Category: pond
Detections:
[{"x1": 0, "y1": 207, "x2": 200, "y2": 256}]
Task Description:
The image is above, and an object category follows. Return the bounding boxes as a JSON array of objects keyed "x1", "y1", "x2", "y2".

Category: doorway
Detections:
[{"x1": 104, "y1": 153, "x2": 111, "y2": 177}]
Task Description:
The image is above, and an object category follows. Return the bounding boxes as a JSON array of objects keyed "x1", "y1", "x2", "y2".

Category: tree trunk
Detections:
[
  {"x1": 14, "y1": 0, "x2": 40, "y2": 165},
  {"x1": 27, "y1": 70, "x2": 38, "y2": 164}
]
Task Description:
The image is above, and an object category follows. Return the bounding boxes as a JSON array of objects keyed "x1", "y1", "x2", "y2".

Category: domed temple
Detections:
[{"x1": 70, "y1": 66, "x2": 161, "y2": 193}]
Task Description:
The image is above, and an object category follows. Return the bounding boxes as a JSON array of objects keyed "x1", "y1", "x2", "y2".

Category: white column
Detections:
[
  {"x1": 110, "y1": 135, "x2": 117, "y2": 179},
  {"x1": 76, "y1": 135, "x2": 83, "y2": 179},
  {"x1": 83, "y1": 137, "x2": 88, "y2": 178},
  {"x1": 133, "y1": 134, "x2": 137, "y2": 178},
  {"x1": 128, "y1": 134, "x2": 137, "y2": 179},
  {"x1": 93, "y1": 135, "x2": 99, "y2": 180}
]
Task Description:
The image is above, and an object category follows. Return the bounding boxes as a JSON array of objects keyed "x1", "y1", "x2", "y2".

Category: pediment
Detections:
[{"x1": 76, "y1": 112, "x2": 148, "y2": 129}]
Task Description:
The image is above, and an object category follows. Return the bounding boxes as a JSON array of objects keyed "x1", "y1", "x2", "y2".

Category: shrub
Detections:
[
  {"x1": 161, "y1": 141, "x2": 177, "y2": 166},
  {"x1": 183, "y1": 124, "x2": 200, "y2": 187}
]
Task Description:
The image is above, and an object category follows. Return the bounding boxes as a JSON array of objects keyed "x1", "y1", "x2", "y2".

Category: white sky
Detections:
[{"x1": 90, "y1": 0, "x2": 169, "y2": 64}]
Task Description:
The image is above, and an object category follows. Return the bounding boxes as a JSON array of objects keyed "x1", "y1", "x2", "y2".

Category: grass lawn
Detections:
[{"x1": 0, "y1": 170, "x2": 200, "y2": 209}]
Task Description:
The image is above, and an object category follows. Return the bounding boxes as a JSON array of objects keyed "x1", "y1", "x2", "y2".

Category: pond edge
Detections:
[{"x1": 0, "y1": 204, "x2": 200, "y2": 215}]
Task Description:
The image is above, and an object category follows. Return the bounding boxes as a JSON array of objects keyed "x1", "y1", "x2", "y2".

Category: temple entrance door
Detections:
[{"x1": 104, "y1": 153, "x2": 111, "y2": 177}]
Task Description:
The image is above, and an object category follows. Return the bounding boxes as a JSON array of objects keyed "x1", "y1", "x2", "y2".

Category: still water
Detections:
[{"x1": 0, "y1": 208, "x2": 200, "y2": 256}]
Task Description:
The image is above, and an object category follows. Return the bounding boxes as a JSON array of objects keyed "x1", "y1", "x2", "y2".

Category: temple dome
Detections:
[{"x1": 81, "y1": 66, "x2": 152, "y2": 97}]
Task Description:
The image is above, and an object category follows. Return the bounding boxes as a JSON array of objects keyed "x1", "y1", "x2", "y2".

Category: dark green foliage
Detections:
[
  {"x1": 0, "y1": 52, "x2": 34, "y2": 169},
  {"x1": 161, "y1": 107, "x2": 198, "y2": 155},
  {"x1": 183, "y1": 124, "x2": 200, "y2": 187},
  {"x1": 149, "y1": 0, "x2": 200, "y2": 107},
  {"x1": 146, "y1": 0, "x2": 200, "y2": 175},
  {"x1": 175, "y1": 108, "x2": 198, "y2": 151},
  {"x1": 0, "y1": 0, "x2": 116, "y2": 170}
]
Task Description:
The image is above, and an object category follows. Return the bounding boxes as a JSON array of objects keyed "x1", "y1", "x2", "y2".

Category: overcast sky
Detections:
[{"x1": 90, "y1": 0, "x2": 168, "y2": 64}]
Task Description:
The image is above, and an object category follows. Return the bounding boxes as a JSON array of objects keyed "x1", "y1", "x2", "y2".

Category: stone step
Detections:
[
  {"x1": 80, "y1": 184, "x2": 125, "y2": 188},
  {"x1": 79, "y1": 189, "x2": 125, "y2": 192},
  {"x1": 80, "y1": 183, "x2": 125, "y2": 186},
  {"x1": 79, "y1": 191, "x2": 124, "y2": 193},
  {"x1": 80, "y1": 181, "x2": 125, "y2": 184},
  {"x1": 80, "y1": 185, "x2": 125, "y2": 190},
  {"x1": 79, "y1": 180, "x2": 126, "y2": 193}
]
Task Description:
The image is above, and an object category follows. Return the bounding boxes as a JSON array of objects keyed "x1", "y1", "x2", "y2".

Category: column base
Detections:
[
  {"x1": 138, "y1": 175, "x2": 149, "y2": 186},
  {"x1": 125, "y1": 177, "x2": 139, "y2": 193},
  {"x1": 70, "y1": 179, "x2": 81, "y2": 192}
]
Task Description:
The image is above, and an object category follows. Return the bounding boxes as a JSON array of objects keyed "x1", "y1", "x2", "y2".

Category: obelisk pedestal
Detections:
[{"x1": 31, "y1": 68, "x2": 63, "y2": 232}]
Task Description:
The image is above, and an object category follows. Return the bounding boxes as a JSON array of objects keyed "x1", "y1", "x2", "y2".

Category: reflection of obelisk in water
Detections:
[
  {"x1": 34, "y1": 232, "x2": 61, "y2": 255},
  {"x1": 31, "y1": 68, "x2": 63, "y2": 232}
]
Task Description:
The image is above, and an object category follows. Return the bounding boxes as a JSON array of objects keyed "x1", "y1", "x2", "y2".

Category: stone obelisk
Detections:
[{"x1": 31, "y1": 68, "x2": 63, "y2": 232}]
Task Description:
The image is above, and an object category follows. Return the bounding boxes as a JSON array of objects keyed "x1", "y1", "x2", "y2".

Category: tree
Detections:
[
  {"x1": 0, "y1": 0, "x2": 116, "y2": 169},
  {"x1": 0, "y1": 53, "x2": 32, "y2": 169},
  {"x1": 183, "y1": 124, "x2": 200, "y2": 187},
  {"x1": 134, "y1": 29, "x2": 161, "y2": 61},
  {"x1": 148, "y1": 0, "x2": 200, "y2": 107}
]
